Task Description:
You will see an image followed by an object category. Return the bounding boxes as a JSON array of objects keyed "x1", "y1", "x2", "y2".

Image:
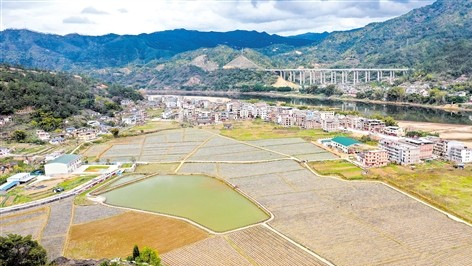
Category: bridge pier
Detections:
[{"x1": 266, "y1": 68, "x2": 409, "y2": 86}]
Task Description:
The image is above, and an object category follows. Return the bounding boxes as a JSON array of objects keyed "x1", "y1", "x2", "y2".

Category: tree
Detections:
[
  {"x1": 12, "y1": 130, "x2": 27, "y2": 142},
  {"x1": 110, "y1": 128, "x2": 120, "y2": 138},
  {"x1": 370, "y1": 114, "x2": 398, "y2": 127},
  {"x1": 132, "y1": 244, "x2": 140, "y2": 260},
  {"x1": 386, "y1": 87, "x2": 406, "y2": 102},
  {"x1": 0, "y1": 234, "x2": 47, "y2": 266},
  {"x1": 136, "y1": 247, "x2": 161, "y2": 266}
]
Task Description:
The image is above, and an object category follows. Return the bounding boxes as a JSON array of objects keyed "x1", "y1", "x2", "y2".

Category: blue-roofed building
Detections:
[
  {"x1": 330, "y1": 136, "x2": 361, "y2": 153},
  {"x1": 0, "y1": 180, "x2": 19, "y2": 192},
  {"x1": 45, "y1": 154, "x2": 82, "y2": 176}
]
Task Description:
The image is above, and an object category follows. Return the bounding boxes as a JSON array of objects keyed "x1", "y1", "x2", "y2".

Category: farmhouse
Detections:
[{"x1": 45, "y1": 154, "x2": 82, "y2": 176}]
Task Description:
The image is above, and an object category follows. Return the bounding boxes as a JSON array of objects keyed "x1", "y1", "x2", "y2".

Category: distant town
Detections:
[{"x1": 152, "y1": 95, "x2": 472, "y2": 167}]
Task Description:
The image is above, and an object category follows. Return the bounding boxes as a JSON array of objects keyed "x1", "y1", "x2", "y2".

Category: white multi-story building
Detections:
[
  {"x1": 379, "y1": 139, "x2": 420, "y2": 165},
  {"x1": 449, "y1": 145, "x2": 472, "y2": 163}
]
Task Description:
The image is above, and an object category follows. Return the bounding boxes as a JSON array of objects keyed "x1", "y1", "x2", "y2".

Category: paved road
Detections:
[{"x1": 0, "y1": 170, "x2": 118, "y2": 215}]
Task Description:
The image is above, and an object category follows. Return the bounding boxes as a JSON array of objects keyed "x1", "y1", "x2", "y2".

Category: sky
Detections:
[{"x1": 1, "y1": 0, "x2": 435, "y2": 36}]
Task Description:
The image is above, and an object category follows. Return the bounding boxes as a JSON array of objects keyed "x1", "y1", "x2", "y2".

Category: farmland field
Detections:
[
  {"x1": 367, "y1": 161, "x2": 472, "y2": 223},
  {"x1": 2, "y1": 127, "x2": 472, "y2": 265},
  {"x1": 162, "y1": 225, "x2": 329, "y2": 266},
  {"x1": 219, "y1": 120, "x2": 341, "y2": 141},
  {"x1": 0, "y1": 207, "x2": 49, "y2": 240},
  {"x1": 65, "y1": 211, "x2": 208, "y2": 259}
]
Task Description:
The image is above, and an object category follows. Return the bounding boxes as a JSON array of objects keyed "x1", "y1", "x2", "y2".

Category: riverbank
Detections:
[
  {"x1": 145, "y1": 90, "x2": 472, "y2": 113},
  {"x1": 398, "y1": 121, "x2": 472, "y2": 147}
]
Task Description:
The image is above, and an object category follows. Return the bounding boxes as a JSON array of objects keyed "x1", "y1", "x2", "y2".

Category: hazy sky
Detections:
[{"x1": 1, "y1": 0, "x2": 435, "y2": 36}]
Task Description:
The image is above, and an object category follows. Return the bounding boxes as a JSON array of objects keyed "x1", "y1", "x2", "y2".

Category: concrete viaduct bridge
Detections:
[{"x1": 265, "y1": 68, "x2": 410, "y2": 86}]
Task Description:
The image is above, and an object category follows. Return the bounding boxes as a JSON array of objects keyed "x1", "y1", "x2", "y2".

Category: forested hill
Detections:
[
  {"x1": 0, "y1": 29, "x2": 314, "y2": 70},
  {"x1": 0, "y1": 65, "x2": 143, "y2": 119},
  {"x1": 1, "y1": 0, "x2": 472, "y2": 88}
]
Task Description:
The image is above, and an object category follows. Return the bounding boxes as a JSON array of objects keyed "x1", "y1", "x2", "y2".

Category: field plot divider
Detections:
[
  {"x1": 184, "y1": 158, "x2": 293, "y2": 164},
  {"x1": 175, "y1": 135, "x2": 216, "y2": 173},
  {"x1": 261, "y1": 224, "x2": 336, "y2": 266},
  {"x1": 202, "y1": 129, "x2": 295, "y2": 160}
]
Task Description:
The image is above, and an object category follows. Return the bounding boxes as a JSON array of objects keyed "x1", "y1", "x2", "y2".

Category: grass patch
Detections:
[
  {"x1": 56, "y1": 175, "x2": 97, "y2": 191},
  {"x1": 146, "y1": 108, "x2": 164, "y2": 118},
  {"x1": 64, "y1": 211, "x2": 209, "y2": 259},
  {"x1": 309, "y1": 160, "x2": 364, "y2": 180},
  {"x1": 125, "y1": 121, "x2": 180, "y2": 135},
  {"x1": 367, "y1": 161, "x2": 472, "y2": 223},
  {"x1": 135, "y1": 163, "x2": 179, "y2": 174},
  {"x1": 84, "y1": 165, "x2": 109, "y2": 172},
  {"x1": 220, "y1": 120, "x2": 345, "y2": 141}
]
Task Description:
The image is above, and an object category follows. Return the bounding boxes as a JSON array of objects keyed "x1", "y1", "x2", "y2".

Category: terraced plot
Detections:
[
  {"x1": 40, "y1": 198, "x2": 74, "y2": 261},
  {"x1": 248, "y1": 138, "x2": 337, "y2": 161},
  {"x1": 65, "y1": 211, "x2": 209, "y2": 259},
  {"x1": 219, "y1": 161, "x2": 472, "y2": 266},
  {"x1": 162, "y1": 225, "x2": 328, "y2": 266},
  {"x1": 162, "y1": 236, "x2": 252, "y2": 266},
  {"x1": 0, "y1": 207, "x2": 49, "y2": 239},
  {"x1": 100, "y1": 129, "x2": 213, "y2": 162}
]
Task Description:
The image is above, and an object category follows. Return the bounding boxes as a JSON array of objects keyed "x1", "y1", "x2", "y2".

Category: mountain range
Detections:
[{"x1": 1, "y1": 0, "x2": 471, "y2": 89}]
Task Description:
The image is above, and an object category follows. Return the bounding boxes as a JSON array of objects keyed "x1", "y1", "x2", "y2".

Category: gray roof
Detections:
[{"x1": 47, "y1": 154, "x2": 81, "y2": 165}]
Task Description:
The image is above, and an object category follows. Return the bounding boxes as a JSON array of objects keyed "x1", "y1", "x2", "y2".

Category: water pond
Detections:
[{"x1": 102, "y1": 175, "x2": 269, "y2": 232}]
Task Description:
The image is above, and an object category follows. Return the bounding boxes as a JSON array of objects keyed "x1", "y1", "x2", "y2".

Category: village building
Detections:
[
  {"x1": 77, "y1": 128, "x2": 98, "y2": 142},
  {"x1": 36, "y1": 130, "x2": 51, "y2": 141},
  {"x1": 0, "y1": 172, "x2": 35, "y2": 192},
  {"x1": 379, "y1": 139, "x2": 420, "y2": 165},
  {"x1": 448, "y1": 144, "x2": 472, "y2": 163},
  {"x1": 328, "y1": 137, "x2": 361, "y2": 153},
  {"x1": 383, "y1": 126, "x2": 404, "y2": 137},
  {"x1": 358, "y1": 149, "x2": 389, "y2": 168},
  {"x1": 400, "y1": 138, "x2": 434, "y2": 160},
  {"x1": 45, "y1": 154, "x2": 82, "y2": 176}
]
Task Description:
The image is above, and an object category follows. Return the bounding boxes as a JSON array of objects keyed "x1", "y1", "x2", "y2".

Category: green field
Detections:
[
  {"x1": 57, "y1": 175, "x2": 98, "y2": 191},
  {"x1": 220, "y1": 120, "x2": 343, "y2": 141},
  {"x1": 84, "y1": 165, "x2": 109, "y2": 172},
  {"x1": 125, "y1": 121, "x2": 180, "y2": 135},
  {"x1": 308, "y1": 160, "x2": 364, "y2": 180}
]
